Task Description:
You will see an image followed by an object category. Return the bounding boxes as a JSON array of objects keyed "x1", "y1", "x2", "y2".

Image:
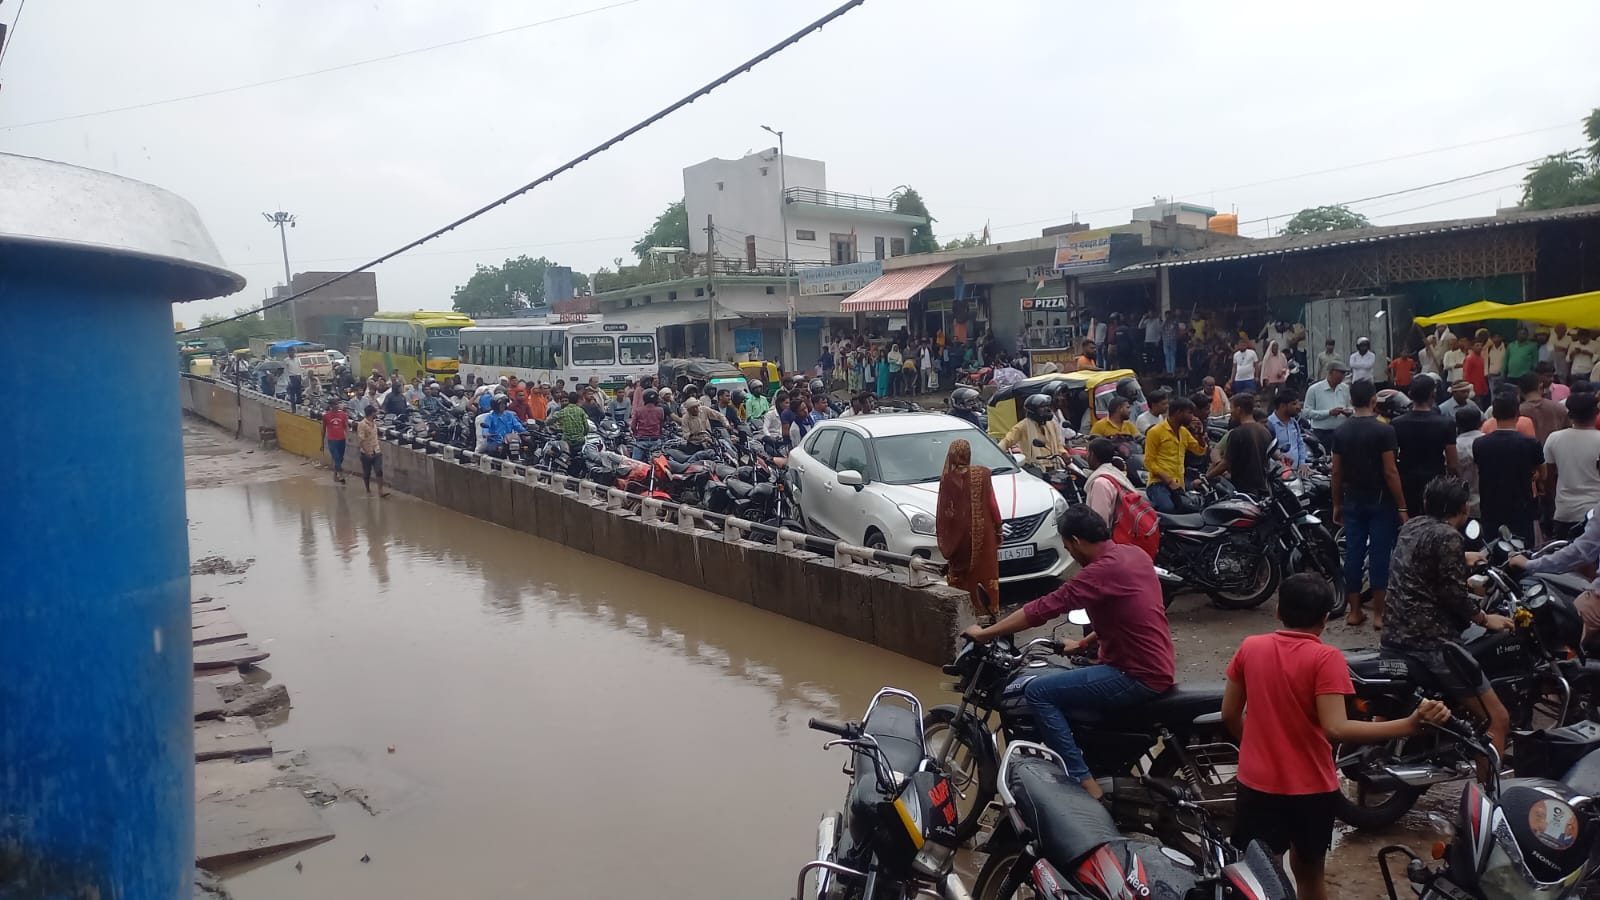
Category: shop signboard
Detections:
[
  {"x1": 1021, "y1": 295, "x2": 1072, "y2": 312},
  {"x1": 799, "y1": 260, "x2": 883, "y2": 296},
  {"x1": 1053, "y1": 231, "x2": 1112, "y2": 272}
]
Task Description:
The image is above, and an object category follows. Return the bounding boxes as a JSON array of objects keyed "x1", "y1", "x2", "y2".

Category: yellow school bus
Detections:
[{"x1": 358, "y1": 312, "x2": 474, "y2": 382}]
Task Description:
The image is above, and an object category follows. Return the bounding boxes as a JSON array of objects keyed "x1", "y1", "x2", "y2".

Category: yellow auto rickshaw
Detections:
[
  {"x1": 986, "y1": 368, "x2": 1142, "y2": 440},
  {"x1": 737, "y1": 359, "x2": 781, "y2": 392}
]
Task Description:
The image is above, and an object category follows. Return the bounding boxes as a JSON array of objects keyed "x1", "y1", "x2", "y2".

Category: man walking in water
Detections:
[{"x1": 320, "y1": 397, "x2": 350, "y2": 484}]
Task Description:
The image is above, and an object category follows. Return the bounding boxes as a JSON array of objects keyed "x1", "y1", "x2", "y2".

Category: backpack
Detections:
[{"x1": 1094, "y1": 473, "x2": 1160, "y2": 560}]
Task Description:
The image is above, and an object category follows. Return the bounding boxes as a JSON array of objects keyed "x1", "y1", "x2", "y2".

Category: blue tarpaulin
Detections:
[{"x1": 267, "y1": 340, "x2": 315, "y2": 355}]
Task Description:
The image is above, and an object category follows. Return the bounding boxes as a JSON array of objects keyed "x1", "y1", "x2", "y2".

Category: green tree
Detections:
[
  {"x1": 1520, "y1": 109, "x2": 1600, "y2": 210},
  {"x1": 632, "y1": 199, "x2": 690, "y2": 261},
  {"x1": 891, "y1": 186, "x2": 939, "y2": 254},
  {"x1": 188, "y1": 307, "x2": 287, "y2": 350},
  {"x1": 941, "y1": 233, "x2": 984, "y2": 251},
  {"x1": 450, "y1": 255, "x2": 589, "y2": 318},
  {"x1": 1280, "y1": 204, "x2": 1372, "y2": 235}
]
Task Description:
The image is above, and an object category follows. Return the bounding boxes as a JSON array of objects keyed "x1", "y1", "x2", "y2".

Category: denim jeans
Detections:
[
  {"x1": 1163, "y1": 343, "x2": 1178, "y2": 373},
  {"x1": 1342, "y1": 492, "x2": 1400, "y2": 592},
  {"x1": 632, "y1": 438, "x2": 662, "y2": 462},
  {"x1": 1233, "y1": 378, "x2": 1258, "y2": 394},
  {"x1": 1024, "y1": 665, "x2": 1159, "y2": 782},
  {"x1": 1147, "y1": 482, "x2": 1180, "y2": 513}
]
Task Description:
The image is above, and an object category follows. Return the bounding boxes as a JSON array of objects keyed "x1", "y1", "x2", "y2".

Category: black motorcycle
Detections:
[
  {"x1": 973, "y1": 741, "x2": 1294, "y2": 900},
  {"x1": 1380, "y1": 718, "x2": 1600, "y2": 899},
  {"x1": 799, "y1": 689, "x2": 967, "y2": 900},
  {"x1": 925, "y1": 625, "x2": 1236, "y2": 861}
]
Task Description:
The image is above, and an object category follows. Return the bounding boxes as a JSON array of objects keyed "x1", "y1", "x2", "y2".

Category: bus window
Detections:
[
  {"x1": 425, "y1": 328, "x2": 460, "y2": 361},
  {"x1": 618, "y1": 335, "x2": 656, "y2": 365},
  {"x1": 571, "y1": 335, "x2": 614, "y2": 367}
]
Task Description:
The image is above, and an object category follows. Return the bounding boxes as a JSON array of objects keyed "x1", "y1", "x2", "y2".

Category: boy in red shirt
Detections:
[
  {"x1": 1463, "y1": 341, "x2": 1488, "y2": 406},
  {"x1": 320, "y1": 398, "x2": 350, "y2": 484},
  {"x1": 1221, "y1": 573, "x2": 1449, "y2": 900}
]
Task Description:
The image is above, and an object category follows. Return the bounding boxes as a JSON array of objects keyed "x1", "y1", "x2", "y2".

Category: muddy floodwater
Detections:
[{"x1": 184, "y1": 420, "x2": 1436, "y2": 898}]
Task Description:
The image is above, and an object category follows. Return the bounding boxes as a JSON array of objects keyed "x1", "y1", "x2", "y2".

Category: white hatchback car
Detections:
[{"x1": 787, "y1": 413, "x2": 1073, "y2": 583}]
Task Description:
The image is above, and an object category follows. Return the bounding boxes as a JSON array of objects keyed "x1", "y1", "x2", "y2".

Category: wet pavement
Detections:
[{"x1": 183, "y1": 417, "x2": 1441, "y2": 898}]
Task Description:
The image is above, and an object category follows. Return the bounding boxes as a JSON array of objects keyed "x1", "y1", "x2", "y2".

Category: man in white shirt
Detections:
[
  {"x1": 1229, "y1": 338, "x2": 1260, "y2": 393},
  {"x1": 1550, "y1": 324, "x2": 1574, "y2": 382},
  {"x1": 1135, "y1": 389, "x2": 1169, "y2": 435},
  {"x1": 1348, "y1": 336, "x2": 1378, "y2": 383},
  {"x1": 1304, "y1": 361, "x2": 1352, "y2": 448},
  {"x1": 1092, "y1": 318, "x2": 1110, "y2": 368},
  {"x1": 1141, "y1": 311, "x2": 1163, "y2": 370},
  {"x1": 1568, "y1": 329, "x2": 1597, "y2": 383},
  {"x1": 1546, "y1": 392, "x2": 1600, "y2": 533},
  {"x1": 1316, "y1": 339, "x2": 1341, "y2": 381},
  {"x1": 1441, "y1": 338, "x2": 1468, "y2": 384}
]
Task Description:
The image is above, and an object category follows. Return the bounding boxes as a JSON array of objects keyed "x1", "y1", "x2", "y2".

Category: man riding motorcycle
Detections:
[
  {"x1": 999, "y1": 394, "x2": 1066, "y2": 466},
  {"x1": 947, "y1": 386, "x2": 986, "y2": 428},
  {"x1": 961, "y1": 506, "x2": 1176, "y2": 798},
  {"x1": 1512, "y1": 502, "x2": 1600, "y2": 647},
  {"x1": 481, "y1": 395, "x2": 527, "y2": 459},
  {"x1": 1382, "y1": 474, "x2": 1514, "y2": 753},
  {"x1": 744, "y1": 379, "x2": 771, "y2": 421}
]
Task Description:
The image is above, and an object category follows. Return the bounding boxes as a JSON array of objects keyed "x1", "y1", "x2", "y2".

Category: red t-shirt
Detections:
[
  {"x1": 1226, "y1": 630, "x2": 1353, "y2": 795},
  {"x1": 323, "y1": 410, "x2": 349, "y2": 441},
  {"x1": 1391, "y1": 357, "x2": 1416, "y2": 387},
  {"x1": 1022, "y1": 543, "x2": 1175, "y2": 692},
  {"x1": 1464, "y1": 353, "x2": 1487, "y2": 395}
]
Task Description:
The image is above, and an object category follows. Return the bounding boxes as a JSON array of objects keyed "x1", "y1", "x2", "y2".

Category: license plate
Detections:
[{"x1": 998, "y1": 544, "x2": 1036, "y2": 561}]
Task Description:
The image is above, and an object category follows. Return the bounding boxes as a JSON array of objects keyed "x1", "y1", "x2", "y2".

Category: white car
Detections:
[{"x1": 787, "y1": 413, "x2": 1073, "y2": 583}]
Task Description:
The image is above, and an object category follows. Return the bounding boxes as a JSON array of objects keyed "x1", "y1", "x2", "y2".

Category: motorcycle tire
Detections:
[
  {"x1": 1290, "y1": 525, "x2": 1348, "y2": 618},
  {"x1": 921, "y1": 707, "x2": 997, "y2": 844},
  {"x1": 1333, "y1": 746, "x2": 1424, "y2": 829},
  {"x1": 1147, "y1": 740, "x2": 1236, "y2": 865},
  {"x1": 1205, "y1": 550, "x2": 1281, "y2": 610},
  {"x1": 970, "y1": 838, "x2": 1032, "y2": 900}
]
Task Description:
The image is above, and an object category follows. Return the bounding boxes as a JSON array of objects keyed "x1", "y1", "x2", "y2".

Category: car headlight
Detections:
[
  {"x1": 900, "y1": 504, "x2": 937, "y2": 535},
  {"x1": 1051, "y1": 492, "x2": 1068, "y2": 518}
]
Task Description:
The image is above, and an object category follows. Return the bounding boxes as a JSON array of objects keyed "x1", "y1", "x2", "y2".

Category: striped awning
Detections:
[{"x1": 839, "y1": 263, "x2": 954, "y2": 312}]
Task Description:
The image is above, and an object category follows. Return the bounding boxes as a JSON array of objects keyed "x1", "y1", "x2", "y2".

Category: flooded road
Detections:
[
  {"x1": 183, "y1": 419, "x2": 1436, "y2": 898},
  {"x1": 184, "y1": 421, "x2": 941, "y2": 899}
]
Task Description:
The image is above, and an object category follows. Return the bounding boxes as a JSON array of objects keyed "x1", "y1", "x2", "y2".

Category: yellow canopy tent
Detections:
[{"x1": 1417, "y1": 291, "x2": 1600, "y2": 330}]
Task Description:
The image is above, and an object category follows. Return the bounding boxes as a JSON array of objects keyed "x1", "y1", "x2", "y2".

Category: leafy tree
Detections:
[
  {"x1": 450, "y1": 255, "x2": 589, "y2": 318},
  {"x1": 941, "y1": 234, "x2": 984, "y2": 251},
  {"x1": 891, "y1": 186, "x2": 939, "y2": 254},
  {"x1": 188, "y1": 307, "x2": 287, "y2": 350},
  {"x1": 632, "y1": 199, "x2": 690, "y2": 261},
  {"x1": 1280, "y1": 205, "x2": 1372, "y2": 235},
  {"x1": 1521, "y1": 109, "x2": 1600, "y2": 210}
]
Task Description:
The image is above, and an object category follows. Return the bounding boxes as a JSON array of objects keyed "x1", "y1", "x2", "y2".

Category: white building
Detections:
[{"x1": 590, "y1": 150, "x2": 922, "y2": 369}]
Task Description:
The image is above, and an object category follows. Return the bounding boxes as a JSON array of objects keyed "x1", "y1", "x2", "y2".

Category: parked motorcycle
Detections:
[
  {"x1": 798, "y1": 689, "x2": 968, "y2": 900},
  {"x1": 972, "y1": 741, "x2": 1294, "y2": 900}
]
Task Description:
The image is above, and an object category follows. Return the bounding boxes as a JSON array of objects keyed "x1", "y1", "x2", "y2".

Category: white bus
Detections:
[{"x1": 458, "y1": 318, "x2": 658, "y2": 391}]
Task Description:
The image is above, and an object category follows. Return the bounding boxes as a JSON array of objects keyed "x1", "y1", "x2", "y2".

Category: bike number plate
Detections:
[{"x1": 998, "y1": 545, "x2": 1036, "y2": 562}]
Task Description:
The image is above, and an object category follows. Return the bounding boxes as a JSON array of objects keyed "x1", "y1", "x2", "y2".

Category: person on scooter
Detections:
[
  {"x1": 482, "y1": 395, "x2": 526, "y2": 459},
  {"x1": 744, "y1": 380, "x2": 771, "y2": 421},
  {"x1": 630, "y1": 389, "x2": 665, "y2": 461},
  {"x1": 550, "y1": 389, "x2": 592, "y2": 476},
  {"x1": 947, "y1": 386, "x2": 985, "y2": 429},
  {"x1": 962, "y1": 506, "x2": 1175, "y2": 799},
  {"x1": 1383, "y1": 475, "x2": 1514, "y2": 754},
  {"x1": 998, "y1": 394, "x2": 1065, "y2": 466}
]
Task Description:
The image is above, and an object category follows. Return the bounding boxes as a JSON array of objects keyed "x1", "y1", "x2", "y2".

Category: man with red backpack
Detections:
[{"x1": 1083, "y1": 437, "x2": 1160, "y2": 560}]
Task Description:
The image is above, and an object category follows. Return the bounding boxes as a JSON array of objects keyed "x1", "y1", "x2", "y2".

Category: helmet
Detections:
[
  {"x1": 642, "y1": 388, "x2": 659, "y2": 405},
  {"x1": 1024, "y1": 394, "x2": 1054, "y2": 424},
  {"x1": 1116, "y1": 377, "x2": 1141, "y2": 401},
  {"x1": 732, "y1": 390, "x2": 746, "y2": 405},
  {"x1": 1376, "y1": 389, "x2": 1413, "y2": 420},
  {"x1": 810, "y1": 378, "x2": 826, "y2": 395},
  {"x1": 749, "y1": 379, "x2": 766, "y2": 395},
  {"x1": 950, "y1": 387, "x2": 981, "y2": 411}
]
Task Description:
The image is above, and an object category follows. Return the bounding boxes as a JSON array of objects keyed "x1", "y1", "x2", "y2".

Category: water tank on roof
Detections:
[{"x1": 1208, "y1": 213, "x2": 1239, "y2": 235}]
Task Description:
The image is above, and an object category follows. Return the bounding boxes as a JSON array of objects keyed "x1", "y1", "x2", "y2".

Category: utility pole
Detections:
[
  {"x1": 762, "y1": 125, "x2": 795, "y2": 374},
  {"x1": 262, "y1": 210, "x2": 297, "y2": 337},
  {"x1": 705, "y1": 213, "x2": 717, "y2": 357}
]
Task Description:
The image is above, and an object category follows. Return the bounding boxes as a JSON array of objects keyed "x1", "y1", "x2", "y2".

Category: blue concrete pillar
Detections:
[{"x1": 0, "y1": 155, "x2": 244, "y2": 897}]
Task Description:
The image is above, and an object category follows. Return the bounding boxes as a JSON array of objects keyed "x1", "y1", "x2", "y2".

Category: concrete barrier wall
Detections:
[{"x1": 178, "y1": 376, "x2": 974, "y2": 665}]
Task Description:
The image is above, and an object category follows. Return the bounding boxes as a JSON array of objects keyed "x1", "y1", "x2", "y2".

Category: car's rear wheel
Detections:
[{"x1": 864, "y1": 529, "x2": 888, "y2": 552}]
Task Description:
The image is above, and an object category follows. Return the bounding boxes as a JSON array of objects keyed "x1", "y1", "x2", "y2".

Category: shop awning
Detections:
[
  {"x1": 839, "y1": 263, "x2": 954, "y2": 312},
  {"x1": 1418, "y1": 291, "x2": 1600, "y2": 329}
]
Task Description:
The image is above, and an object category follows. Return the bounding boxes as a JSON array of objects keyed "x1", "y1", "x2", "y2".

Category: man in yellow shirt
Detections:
[
  {"x1": 1144, "y1": 395, "x2": 1205, "y2": 512},
  {"x1": 1000, "y1": 394, "x2": 1065, "y2": 466},
  {"x1": 1091, "y1": 397, "x2": 1139, "y2": 438}
]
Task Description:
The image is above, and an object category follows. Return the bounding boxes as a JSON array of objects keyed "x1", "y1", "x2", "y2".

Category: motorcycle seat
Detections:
[
  {"x1": 665, "y1": 447, "x2": 694, "y2": 462},
  {"x1": 665, "y1": 458, "x2": 700, "y2": 475},
  {"x1": 1344, "y1": 648, "x2": 1418, "y2": 685},
  {"x1": 1534, "y1": 572, "x2": 1593, "y2": 597},
  {"x1": 726, "y1": 478, "x2": 756, "y2": 500},
  {"x1": 1564, "y1": 750, "x2": 1600, "y2": 797},
  {"x1": 1126, "y1": 682, "x2": 1226, "y2": 726},
  {"x1": 713, "y1": 464, "x2": 739, "y2": 480},
  {"x1": 1156, "y1": 511, "x2": 1206, "y2": 530},
  {"x1": 1006, "y1": 757, "x2": 1120, "y2": 867},
  {"x1": 860, "y1": 703, "x2": 926, "y2": 778}
]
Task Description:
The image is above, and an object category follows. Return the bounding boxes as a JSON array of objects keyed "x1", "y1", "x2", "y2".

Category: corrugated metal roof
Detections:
[{"x1": 1121, "y1": 203, "x2": 1600, "y2": 272}]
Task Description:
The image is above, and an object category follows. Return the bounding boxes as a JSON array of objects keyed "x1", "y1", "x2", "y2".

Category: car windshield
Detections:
[{"x1": 871, "y1": 430, "x2": 1016, "y2": 484}]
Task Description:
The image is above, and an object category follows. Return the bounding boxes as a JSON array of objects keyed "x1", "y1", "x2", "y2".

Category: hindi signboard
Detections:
[
  {"x1": 1053, "y1": 231, "x2": 1112, "y2": 272},
  {"x1": 798, "y1": 260, "x2": 883, "y2": 296}
]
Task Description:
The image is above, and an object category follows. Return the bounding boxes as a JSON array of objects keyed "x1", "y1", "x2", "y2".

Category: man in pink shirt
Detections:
[{"x1": 963, "y1": 507, "x2": 1175, "y2": 797}]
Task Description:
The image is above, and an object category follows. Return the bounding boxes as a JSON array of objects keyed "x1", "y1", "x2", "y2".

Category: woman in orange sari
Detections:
[{"x1": 937, "y1": 439, "x2": 1002, "y2": 619}]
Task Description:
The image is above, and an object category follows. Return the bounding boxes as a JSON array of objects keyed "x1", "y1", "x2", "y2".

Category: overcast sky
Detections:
[{"x1": 2, "y1": 0, "x2": 1596, "y2": 323}]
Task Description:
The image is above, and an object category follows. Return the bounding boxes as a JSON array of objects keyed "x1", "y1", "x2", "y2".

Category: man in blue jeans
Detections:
[
  {"x1": 962, "y1": 507, "x2": 1176, "y2": 798},
  {"x1": 1331, "y1": 378, "x2": 1407, "y2": 628}
]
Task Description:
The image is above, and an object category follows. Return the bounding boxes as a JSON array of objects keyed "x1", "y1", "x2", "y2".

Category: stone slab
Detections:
[
  {"x1": 193, "y1": 681, "x2": 227, "y2": 720},
  {"x1": 193, "y1": 641, "x2": 269, "y2": 671},
  {"x1": 194, "y1": 786, "x2": 334, "y2": 867},
  {"x1": 195, "y1": 758, "x2": 278, "y2": 802},
  {"x1": 192, "y1": 620, "x2": 248, "y2": 646},
  {"x1": 196, "y1": 669, "x2": 244, "y2": 689},
  {"x1": 194, "y1": 717, "x2": 272, "y2": 761},
  {"x1": 191, "y1": 608, "x2": 234, "y2": 629}
]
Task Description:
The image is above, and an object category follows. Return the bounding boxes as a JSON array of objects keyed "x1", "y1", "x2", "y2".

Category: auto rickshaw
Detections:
[
  {"x1": 658, "y1": 357, "x2": 748, "y2": 395},
  {"x1": 736, "y1": 359, "x2": 781, "y2": 392},
  {"x1": 986, "y1": 368, "x2": 1142, "y2": 440}
]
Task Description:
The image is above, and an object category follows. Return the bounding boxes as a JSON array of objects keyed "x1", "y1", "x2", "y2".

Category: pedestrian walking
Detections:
[
  {"x1": 320, "y1": 398, "x2": 349, "y2": 484},
  {"x1": 356, "y1": 405, "x2": 389, "y2": 497},
  {"x1": 1331, "y1": 379, "x2": 1406, "y2": 628},
  {"x1": 1229, "y1": 338, "x2": 1259, "y2": 395},
  {"x1": 937, "y1": 438, "x2": 1001, "y2": 619}
]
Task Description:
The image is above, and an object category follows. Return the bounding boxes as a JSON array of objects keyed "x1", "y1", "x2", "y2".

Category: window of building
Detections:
[
  {"x1": 667, "y1": 291, "x2": 677, "y2": 301},
  {"x1": 765, "y1": 285, "x2": 776, "y2": 295},
  {"x1": 795, "y1": 229, "x2": 816, "y2": 242},
  {"x1": 874, "y1": 236, "x2": 885, "y2": 261},
  {"x1": 830, "y1": 233, "x2": 856, "y2": 265},
  {"x1": 694, "y1": 287, "x2": 705, "y2": 297},
  {"x1": 890, "y1": 237, "x2": 906, "y2": 257}
]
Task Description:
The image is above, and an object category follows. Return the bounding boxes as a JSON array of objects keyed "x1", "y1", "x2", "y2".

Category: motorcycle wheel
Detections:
[
  {"x1": 1291, "y1": 525, "x2": 1348, "y2": 617},
  {"x1": 1147, "y1": 740, "x2": 1237, "y2": 865},
  {"x1": 921, "y1": 708, "x2": 996, "y2": 844},
  {"x1": 1333, "y1": 744, "x2": 1424, "y2": 829},
  {"x1": 971, "y1": 838, "x2": 1034, "y2": 900},
  {"x1": 1205, "y1": 549, "x2": 1281, "y2": 610}
]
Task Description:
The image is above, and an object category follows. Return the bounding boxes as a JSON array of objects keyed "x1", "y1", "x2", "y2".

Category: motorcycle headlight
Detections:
[{"x1": 900, "y1": 505, "x2": 937, "y2": 535}]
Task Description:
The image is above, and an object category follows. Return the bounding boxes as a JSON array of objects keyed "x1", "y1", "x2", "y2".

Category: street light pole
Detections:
[
  {"x1": 263, "y1": 211, "x2": 296, "y2": 337},
  {"x1": 762, "y1": 125, "x2": 796, "y2": 374}
]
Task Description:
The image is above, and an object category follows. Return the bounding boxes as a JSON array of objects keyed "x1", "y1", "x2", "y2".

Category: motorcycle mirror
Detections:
[
  {"x1": 1065, "y1": 609, "x2": 1091, "y2": 627},
  {"x1": 1464, "y1": 520, "x2": 1482, "y2": 541}
]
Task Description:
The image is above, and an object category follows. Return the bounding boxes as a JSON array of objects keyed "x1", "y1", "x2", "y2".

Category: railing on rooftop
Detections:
[
  {"x1": 784, "y1": 187, "x2": 901, "y2": 214},
  {"x1": 593, "y1": 254, "x2": 840, "y2": 292}
]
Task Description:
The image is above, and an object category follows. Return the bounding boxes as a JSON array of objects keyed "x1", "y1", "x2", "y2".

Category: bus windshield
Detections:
[
  {"x1": 570, "y1": 335, "x2": 615, "y2": 366},
  {"x1": 618, "y1": 335, "x2": 657, "y2": 365},
  {"x1": 425, "y1": 335, "x2": 460, "y2": 360}
]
